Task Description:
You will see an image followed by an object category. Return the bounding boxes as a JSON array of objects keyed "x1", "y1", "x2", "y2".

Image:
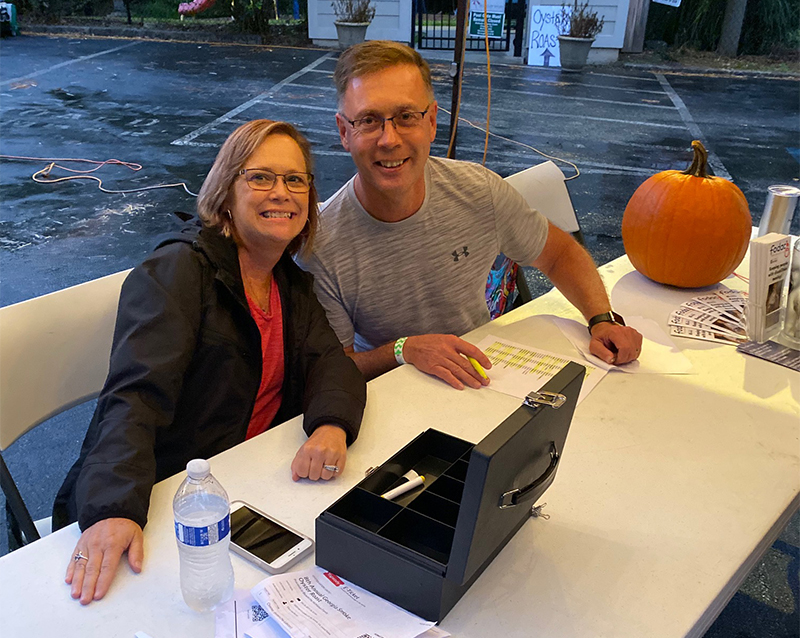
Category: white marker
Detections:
[{"x1": 381, "y1": 474, "x2": 426, "y2": 500}]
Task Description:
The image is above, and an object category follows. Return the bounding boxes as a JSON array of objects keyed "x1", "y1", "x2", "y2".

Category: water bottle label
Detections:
[{"x1": 174, "y1": 513, "x2": 230, "y2": 547}]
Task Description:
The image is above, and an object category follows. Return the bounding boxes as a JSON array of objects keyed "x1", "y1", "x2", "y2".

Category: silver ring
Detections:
[
  {"x1": 323, "y1": 464, "x2": 340, "y2": 473},
  {"x1": 74, "y1": 551, "x2": 89, "y2": 563}
]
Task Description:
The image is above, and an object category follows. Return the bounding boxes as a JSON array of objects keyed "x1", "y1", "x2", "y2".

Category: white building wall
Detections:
[
  {"x1": 587, "y1": 1, "x2": 630, "y2": 49},
  {"x1": 309, "y1": 0, "x2": 413, "y2": 44},
  {"x1": 525, "y1": 0, "x2": 630, "y2": 62}
]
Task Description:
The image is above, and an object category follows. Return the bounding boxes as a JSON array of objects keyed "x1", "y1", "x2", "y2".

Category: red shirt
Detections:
[{"x1": 245, "y1": 278, "x2": 284, "y2": 439}]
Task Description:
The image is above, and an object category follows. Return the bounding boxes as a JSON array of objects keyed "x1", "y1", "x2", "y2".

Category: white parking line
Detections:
[
  {"x1": 1, "y1": 41, "x2": 141, "y2": 87},
  {"x1": 499, "y1": 79, "x2": 668, "y2": 97},
  {"x1": 261, "y1": 94, "x2": 682, "y2": 130},
  {"x1": 285, "y1": 79, "x2": 674, "y2": 109},
  {"x1": 588, "y1": 70, "x2": 661, "y2": 82},
  {"x1": 170, "y1": 52, "x2": 335, "y2": 147},
  {"x1": 253, "y1": 88, "x2": 680, "y2": 130},
  {"x1": 435, "y1": 73, "x2": 670, "y2": 96},
  {"x1": 311, "y1": 149, "x2": 354, "y2": 157},
  {"x1": 455, "y1": 84, "x2": 676, "y2": 110},
  {"x1": 460, "y1": 104, "x2": 685, "y2": 129},
  {"x1": 174, "y1": 141, "x2": 219, "y2": 147},
  {"x1": 257, "y1": 100, "x2": 335, "y2": 113},
  {"x1": 656, "y1": 73, "x2": 732, "y2": 180},
  {"x1": 429, "y1": 143, "x2": 657, "y2": 175},
  {"x1": 225, "y1": 120, "x2": 339, "y2": 138}
]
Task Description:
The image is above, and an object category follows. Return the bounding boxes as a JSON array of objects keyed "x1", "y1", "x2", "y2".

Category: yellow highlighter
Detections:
[{"x1": 467, "y1": 356, "x2": 489, "y2": 380}]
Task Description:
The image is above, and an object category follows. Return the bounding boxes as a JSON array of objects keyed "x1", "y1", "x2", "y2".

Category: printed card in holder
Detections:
[{"x1": 747, "y1": 233, "x2": 792, "y2": 343}]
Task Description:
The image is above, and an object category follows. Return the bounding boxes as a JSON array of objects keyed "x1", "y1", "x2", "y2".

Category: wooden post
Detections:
[
  {"x1": 622, "y1": 0, "x2": 650, "y2": 53},
  {"x1": 448, "y1": 0, "x2": 468, "y2": 159}
]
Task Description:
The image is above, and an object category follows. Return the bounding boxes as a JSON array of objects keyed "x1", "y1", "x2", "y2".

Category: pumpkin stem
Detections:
[{"x1": 682, "y1": 140, "x2": 710, "y2": 178}]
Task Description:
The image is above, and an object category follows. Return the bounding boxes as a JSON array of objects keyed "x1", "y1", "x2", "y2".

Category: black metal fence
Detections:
[{"x1": 413, "y1": 0, "x2": 526, "y2": 56}]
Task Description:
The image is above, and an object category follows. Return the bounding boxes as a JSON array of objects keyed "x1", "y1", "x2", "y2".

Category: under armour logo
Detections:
[{"x1": 452, "y1": 246, "x2": 469, "y2": 261}]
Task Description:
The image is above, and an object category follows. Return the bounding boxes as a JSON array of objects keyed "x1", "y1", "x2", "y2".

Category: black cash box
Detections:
[{"x1": 316, "y1": 362, "x2": 585, "y2": 621}]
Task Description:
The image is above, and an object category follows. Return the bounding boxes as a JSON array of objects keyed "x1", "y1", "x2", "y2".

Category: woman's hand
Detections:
[
  {"x1": 291, "y1": 424, "x2": 347, "y2": 481},
  {"x1": 65, "y1": 518, "x2": 144, "y2": 605}
]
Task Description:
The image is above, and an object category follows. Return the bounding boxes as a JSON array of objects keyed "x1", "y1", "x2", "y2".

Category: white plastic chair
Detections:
[
  {"x1": 504, "y1": 160, "x2": 584, "y2": 243},
  {"x1": 497, "y1": 161, "x2": 584, "y2": 307},
  {"x1": 0, "y1": 269, "x2": 130, "y2": 547}
]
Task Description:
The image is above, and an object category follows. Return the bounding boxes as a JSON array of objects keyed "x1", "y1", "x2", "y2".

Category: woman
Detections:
[{"x1": 53, "y1": 120, "x2": 366, "y2": 605}]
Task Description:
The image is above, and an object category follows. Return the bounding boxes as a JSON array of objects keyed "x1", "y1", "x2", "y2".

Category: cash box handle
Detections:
[{"x1": 499, "y1": 442, "x2": 560, "y2": 509}]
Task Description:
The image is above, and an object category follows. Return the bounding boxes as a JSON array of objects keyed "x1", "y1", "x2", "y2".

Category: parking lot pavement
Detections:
[
  {"x1": 0, "y1": 36, "x2": 798, "y2": 634},
  {"x1": 1, "y1": 36, "x2": 798, "y2": 306}
]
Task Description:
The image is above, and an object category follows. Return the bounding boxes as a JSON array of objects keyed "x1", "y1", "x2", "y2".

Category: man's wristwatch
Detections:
[{"x1": 587, "y1": 311, "x2": 626, "y2": 335}]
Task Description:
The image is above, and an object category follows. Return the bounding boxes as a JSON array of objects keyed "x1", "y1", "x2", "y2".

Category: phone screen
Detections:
[{"x1": 230, "y1": 505, "x2": 304, "y2": 564}]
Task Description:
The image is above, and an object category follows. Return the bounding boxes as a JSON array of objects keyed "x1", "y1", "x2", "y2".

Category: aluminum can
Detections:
[{"x1": 757, "y1": 184, "x2": 800, "y2": 236}]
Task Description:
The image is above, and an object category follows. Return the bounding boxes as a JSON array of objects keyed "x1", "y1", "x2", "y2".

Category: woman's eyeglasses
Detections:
[{"x1": 239, "y1": 169, "x2": 314, "y2": 193}]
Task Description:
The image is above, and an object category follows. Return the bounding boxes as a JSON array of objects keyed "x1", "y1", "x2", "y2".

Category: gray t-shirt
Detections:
[{"x1": 297, "y1": 157, "x2": 549, "y2": 351}]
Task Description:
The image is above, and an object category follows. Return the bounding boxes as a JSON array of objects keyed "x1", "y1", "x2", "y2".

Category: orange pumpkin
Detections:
[{"x1": 622, "y1": 140, "x2": 752, "y2": 288}]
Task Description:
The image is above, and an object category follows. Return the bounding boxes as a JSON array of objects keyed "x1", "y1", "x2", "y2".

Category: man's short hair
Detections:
[{"x1": 334, "y1": 40, "x2": 434, "y2": 106}]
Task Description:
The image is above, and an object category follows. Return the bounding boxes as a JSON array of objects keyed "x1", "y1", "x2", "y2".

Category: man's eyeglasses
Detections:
[
  {"x1": 238, "y1": 169, "x2": 314, "y2": 193},
  {"x1": 342, "y1": 104, "x2": 432, "y2": 136}
]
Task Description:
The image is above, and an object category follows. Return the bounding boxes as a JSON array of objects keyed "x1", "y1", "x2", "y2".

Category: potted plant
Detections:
[
  {"x1": 332, "y1": 0, "x2": 375, "y2": 50},
  {"x1": 557, "y1": 0, "x2": 604, "y2": 72}
]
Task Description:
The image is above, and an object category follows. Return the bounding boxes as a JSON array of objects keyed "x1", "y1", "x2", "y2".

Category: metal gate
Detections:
[{"x1": 413, "y1": 0, "x2": 526, "y2": 56}]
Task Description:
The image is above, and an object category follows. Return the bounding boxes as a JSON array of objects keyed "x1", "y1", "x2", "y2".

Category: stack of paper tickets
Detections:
[{"x1": 668, "y1": 288, "x2": 747, "y2": 345}]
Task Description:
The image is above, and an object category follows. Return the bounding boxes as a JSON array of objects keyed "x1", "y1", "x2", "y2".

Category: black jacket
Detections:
[{"x1": 53, "y1": 221, "x2": 366, "y2": 532}]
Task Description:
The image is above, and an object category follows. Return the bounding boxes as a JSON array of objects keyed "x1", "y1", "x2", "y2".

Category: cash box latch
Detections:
[{"x1": 523, "y1": 391, "x2": 566, "y2": 409}]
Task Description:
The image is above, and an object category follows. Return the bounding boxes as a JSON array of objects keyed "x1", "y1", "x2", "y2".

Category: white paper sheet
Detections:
[
  {"x1": 416, "y1": 628, "x2": 451, "y2": 638},
  {"x1": 251, "y1": 567, "x2": 443, "y2": 638},
  {"x1": 215, "y1": 590, "x2": 289, "y2": 638},
  {"x1": 551, "y1": 316, "x2": 695, "y2": 374},
  {"x1": 475, "y1": 334, "x2": 606, "y2": 403}
]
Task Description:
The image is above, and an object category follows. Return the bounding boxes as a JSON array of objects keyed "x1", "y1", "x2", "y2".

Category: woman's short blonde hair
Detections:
[
  {"x1": 197, "y1": 119, "x2": 318, "y2": 256},
  {"x1": 334, "y1": 40, "x2": 434, "y2": 107}
]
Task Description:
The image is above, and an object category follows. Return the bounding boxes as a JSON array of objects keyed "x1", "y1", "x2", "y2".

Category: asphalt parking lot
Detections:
[
  {"x1": 1, "y1": 36, "x2": 798, "y2": 305},
  {"x1": 0, "y1": 34, "x2": 798, "y2": 636}
]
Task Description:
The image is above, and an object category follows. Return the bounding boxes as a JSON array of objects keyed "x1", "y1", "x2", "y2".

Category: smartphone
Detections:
[{"x1": 229, "y1": 500, "x2": 313, "y2": 574}]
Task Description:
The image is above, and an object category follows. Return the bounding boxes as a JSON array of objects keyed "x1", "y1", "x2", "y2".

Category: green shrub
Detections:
[
  {"x1": 739, "y1": 0, "x2": 800, "y2": 55},
  {"x1": 646, "y1": 0, "x2": 799, "y2": 55}
]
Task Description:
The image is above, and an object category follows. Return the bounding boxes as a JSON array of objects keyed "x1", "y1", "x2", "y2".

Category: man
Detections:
[{"x1": 297, "y1": 41, "x2": 642, "y2": 390}]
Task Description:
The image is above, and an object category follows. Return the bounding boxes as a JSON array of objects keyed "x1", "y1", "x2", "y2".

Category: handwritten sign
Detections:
[
  {"x1": 527, "y1": 5, "x2": 569, "y2": 67},
  {"x1": 469, "y1": 0, "x2": 506, "y2": 39}
]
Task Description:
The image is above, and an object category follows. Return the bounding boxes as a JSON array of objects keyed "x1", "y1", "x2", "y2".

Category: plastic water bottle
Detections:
[{"x1": 173, "y1": 459, "x2": 234, "y2": 612}]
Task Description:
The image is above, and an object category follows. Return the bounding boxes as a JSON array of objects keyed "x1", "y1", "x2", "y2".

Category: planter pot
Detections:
[
  {"x1": 334, "y1": 21, "x2": 370, "y2": 50},
  {"x1": 558, "y1": 36, "x2": 595, "y2": 72}
]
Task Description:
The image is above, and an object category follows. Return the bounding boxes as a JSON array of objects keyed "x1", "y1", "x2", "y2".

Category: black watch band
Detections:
[{"x1": 587, "y1": 311, "x2": 625, "y2": 334}]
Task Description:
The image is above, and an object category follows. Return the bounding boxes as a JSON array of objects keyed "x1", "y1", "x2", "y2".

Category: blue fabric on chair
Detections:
[{"x1": 486, "y1": 254, "x2": 519, "y2": 319}]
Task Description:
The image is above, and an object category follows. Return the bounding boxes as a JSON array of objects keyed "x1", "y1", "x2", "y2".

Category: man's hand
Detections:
[
  {"x1": 292, "y1": 424, "x2": 347, "y2": 481},
  {"x1": 403, "y1": 334, "x2": 492, "y2": 390},
  {"x1": 589, "y1": 322, "x2": 642, "y2": 365},
  {"x1": 65, "y1": 518, "x2": 143, "y2": 605}
]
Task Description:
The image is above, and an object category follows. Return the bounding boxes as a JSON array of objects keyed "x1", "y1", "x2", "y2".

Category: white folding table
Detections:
[{"x1": 1, "y1": 254, "x2": 797, "y2": 638}]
